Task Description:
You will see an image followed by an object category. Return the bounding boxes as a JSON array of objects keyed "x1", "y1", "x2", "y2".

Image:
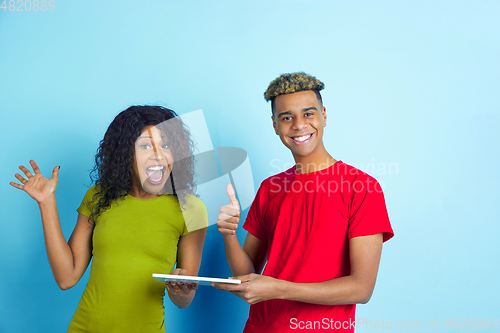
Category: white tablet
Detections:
[{"x1": 152, "y1": 273, "x2": 241, "y2": 286}]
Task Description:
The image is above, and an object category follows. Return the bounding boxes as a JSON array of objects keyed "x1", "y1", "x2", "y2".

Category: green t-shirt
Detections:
[{"x1": 67, "y1": 186, "x2": 208, "y2": 333}]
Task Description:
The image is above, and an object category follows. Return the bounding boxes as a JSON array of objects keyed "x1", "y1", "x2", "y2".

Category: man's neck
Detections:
[{"x1": 293, "y1": 148, "x2": 337, "y2": 173}]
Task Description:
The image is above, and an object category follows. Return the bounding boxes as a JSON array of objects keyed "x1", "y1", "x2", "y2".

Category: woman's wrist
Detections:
[{"x1": 38, "y1": 194, "x2": 56, "y2": 207}]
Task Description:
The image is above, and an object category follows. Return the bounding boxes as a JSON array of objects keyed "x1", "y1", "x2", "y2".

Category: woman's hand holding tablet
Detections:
[{"x1": 153, "y1": 273, "x2": 241, "y2": 287}]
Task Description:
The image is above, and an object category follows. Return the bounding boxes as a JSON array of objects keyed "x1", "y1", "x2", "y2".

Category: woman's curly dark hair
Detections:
[{"x1": 88, "y1": 105, "x2": 196, "y2": 222}]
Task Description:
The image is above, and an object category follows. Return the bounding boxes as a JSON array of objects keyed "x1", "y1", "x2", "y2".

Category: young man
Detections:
[{"x1": 214, "y1": 72, "x2": 394, "y2": 332}]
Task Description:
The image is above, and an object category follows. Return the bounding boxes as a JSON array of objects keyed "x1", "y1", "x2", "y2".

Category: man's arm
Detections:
[
  {"x1": 213, "y1": 233, "x2": 383, "y2": 305},
  {"x1": 217, "y1": 184, "x2": 268, "y2": 276}
]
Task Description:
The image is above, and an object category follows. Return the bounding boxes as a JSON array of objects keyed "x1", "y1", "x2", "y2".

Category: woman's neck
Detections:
[{"x1": 128, "y1": 182, "x2": 161, "y2": 199}]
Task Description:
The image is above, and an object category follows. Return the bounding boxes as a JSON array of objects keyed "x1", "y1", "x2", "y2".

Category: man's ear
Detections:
[
  {"x1": 322, "y1": 107, "x2": 327, "y2": 127},
  {"x1": 272, "y1": 116, "x2": 279, "y2": 135}
]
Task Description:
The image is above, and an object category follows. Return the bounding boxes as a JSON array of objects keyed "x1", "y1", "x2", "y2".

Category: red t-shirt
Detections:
[{"x1": 242, "y1": 161, "x2": 394, "y2": 332}]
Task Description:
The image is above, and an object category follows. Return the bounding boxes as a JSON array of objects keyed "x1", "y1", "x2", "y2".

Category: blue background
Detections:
[{"x1": 1, "y1": 1, "x2": 499, "y2": 332}]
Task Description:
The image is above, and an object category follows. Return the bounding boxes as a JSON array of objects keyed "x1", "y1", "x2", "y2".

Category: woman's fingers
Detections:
[
  {"x1": 19, "y1": 165, "x2": 33, "y2": 178},
  {"x1": 16, "y1": 161, "x2": 48, "y2": 180},
  {"x1": 167, "y1": 281, "x2": 191, "y2": 294},
  {"x1": 30, "y1": 160, "x2": 41, "y2": 174},
  {"x1": 9, "y1": 181, "x2": 23, "y2": 190},
  {"x1": 166, "y1": 268, "x2": 198, "y2": 294},
  {"x1": 180, "y1": 283, "x2": 189, "y2": 294},
  {"x1": 167, "y1": 268, "x2": 184, "y2": 292},
  {"x1": 14, "y1": 173, "x2": 28, "y2": 184},
  {"x1": 167, "y1": 283, "x2": 197, "y2": 295},
  {"x1": 178, "y1": 282, "x2": 198, "y2": 295},
  {"x1": 52, "y1": 166, "x2": 60, "y2": 179},
  {"x1": 10, "y1": 161, "x2": 60, "y2": 203},
  {"x1": 170, "y1": 282, "x2": 181, "y2": 292},
  {"x1": 10, "y1": 172, "x2": 29, "y2": 190}
]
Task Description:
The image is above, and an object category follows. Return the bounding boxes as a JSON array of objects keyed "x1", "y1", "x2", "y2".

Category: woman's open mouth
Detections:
[{"x1": 144, "y1": 164, "x2": 167, "y2": 185}]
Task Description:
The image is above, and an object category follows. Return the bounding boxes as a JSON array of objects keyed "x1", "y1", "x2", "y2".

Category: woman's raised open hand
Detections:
[{"x1": 10, "y1": 160, "x2": 60, "y2": 203}]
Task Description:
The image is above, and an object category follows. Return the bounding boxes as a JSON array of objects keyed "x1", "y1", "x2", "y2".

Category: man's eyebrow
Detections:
[
  {"x1": 277, "y1": 107, "x2": 318, "y2": 118},
  {"x1": 277, "y1": 111, "x2": 292, "y2": 118}
]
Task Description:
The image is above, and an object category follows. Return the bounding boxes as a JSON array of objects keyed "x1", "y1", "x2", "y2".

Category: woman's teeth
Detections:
[{"x1": 146, "y1": 165, "x2": 164, "y2": 182}]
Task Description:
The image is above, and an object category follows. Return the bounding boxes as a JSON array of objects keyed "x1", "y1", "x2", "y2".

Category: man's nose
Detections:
[{"x1": 292, "y1": 117, "x2": 307, "y2": 130}]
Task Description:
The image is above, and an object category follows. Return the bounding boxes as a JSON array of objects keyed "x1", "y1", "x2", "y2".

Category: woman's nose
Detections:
[{"x1": 151, "y1": 144, "x2": 164, "y2": 160}]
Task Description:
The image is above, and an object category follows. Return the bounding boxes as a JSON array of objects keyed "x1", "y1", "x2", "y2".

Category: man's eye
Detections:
[
  {"x1": 305, "y1": 112, "x2": 313, "y2": 117},
  {"x1": 282, "y1": 116, "x2": 292, "y2": 121}
]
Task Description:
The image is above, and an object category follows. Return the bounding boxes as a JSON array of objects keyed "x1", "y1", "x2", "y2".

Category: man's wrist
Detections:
[
  {"x1": 222, "y1": 233, "x2": 240, "y2": 244},
  {"x1": 275, "y1": 278, "x2": 292, "y2": 300}
]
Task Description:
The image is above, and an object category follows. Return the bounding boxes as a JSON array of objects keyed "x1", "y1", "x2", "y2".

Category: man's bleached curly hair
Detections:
[{"x1": 264, "y1": 72, "x2": 325, "y2": 113}]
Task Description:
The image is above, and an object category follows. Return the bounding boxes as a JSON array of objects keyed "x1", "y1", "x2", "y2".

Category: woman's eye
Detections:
[
  {"x1": 161, "y1": 144, "x2": 169, "y2": 149},
  {"x1": 139, "y1": 144, "x2": 152, "y2": 150}
]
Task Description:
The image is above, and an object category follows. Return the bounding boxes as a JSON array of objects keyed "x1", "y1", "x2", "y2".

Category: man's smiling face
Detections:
[{"x1": 272, "y1": 90, "x2": 327, "y2": 160}]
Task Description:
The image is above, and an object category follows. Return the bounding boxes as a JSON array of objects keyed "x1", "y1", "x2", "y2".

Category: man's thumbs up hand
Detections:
[{"x1": 217, "y1": 184, "x2": 241, "y2": 236}]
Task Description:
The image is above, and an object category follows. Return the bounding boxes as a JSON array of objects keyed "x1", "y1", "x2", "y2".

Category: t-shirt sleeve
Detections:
[
  {"x1": 181, "y1": 195, "x2": 209, "y2": 236},
  {"x1": 348, "y1": 175, "x2": 394, "y2": 242},
  {"x1": 242, "y1": 181, "x2": 268, "y2": 243},
  {"x1": 76, "y1": 186, "x2": 99, "y2": 218}
]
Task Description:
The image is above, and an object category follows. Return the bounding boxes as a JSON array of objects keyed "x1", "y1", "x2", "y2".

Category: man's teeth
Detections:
[{"x1": 293, "y1": 134, "x2": 311, "y2": 142}]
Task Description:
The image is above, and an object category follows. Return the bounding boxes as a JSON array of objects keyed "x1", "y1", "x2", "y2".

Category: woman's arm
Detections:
[
  {"x1": 167, "y1": 227, "x2": 207, "y2": 309},
  {"x1": 10, "y1": 160, "x2": 94, "y2": 290}
]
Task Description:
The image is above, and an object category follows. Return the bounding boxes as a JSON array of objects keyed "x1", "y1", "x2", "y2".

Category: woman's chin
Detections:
[{"x1": 141, "y1": 176, "x2": 171, "y2": 194}]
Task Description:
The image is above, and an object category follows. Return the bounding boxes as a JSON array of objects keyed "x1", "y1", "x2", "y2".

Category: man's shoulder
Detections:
[
  {"x1": 260, "y1": 166, "x2": 296, "y2": 186},
  {"x1": 257, "y1": 161, "x2": 378, "y2": 185},
  {"x1": 337, "y1": 161, "x2": 378, "y2": 183}
]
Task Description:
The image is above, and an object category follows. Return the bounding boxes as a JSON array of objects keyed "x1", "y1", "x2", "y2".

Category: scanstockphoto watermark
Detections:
[
  {"x1": 269, "y1": 159, "x2": 398, "y2": 196},
  {"x1": 270, "y1": 158, "x2": 399, "y2": 177},
  {"x1": 289, "y1": 317, "x2": 499, "y2": 330},
  {"x1": 269, "y1": 174, "x2": 384, "y2": 196}
]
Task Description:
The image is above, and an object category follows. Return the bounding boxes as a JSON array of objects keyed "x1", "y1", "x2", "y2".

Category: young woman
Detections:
[{"x1": 10, "y1": 105, "x2": 208, "y2": 332}]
